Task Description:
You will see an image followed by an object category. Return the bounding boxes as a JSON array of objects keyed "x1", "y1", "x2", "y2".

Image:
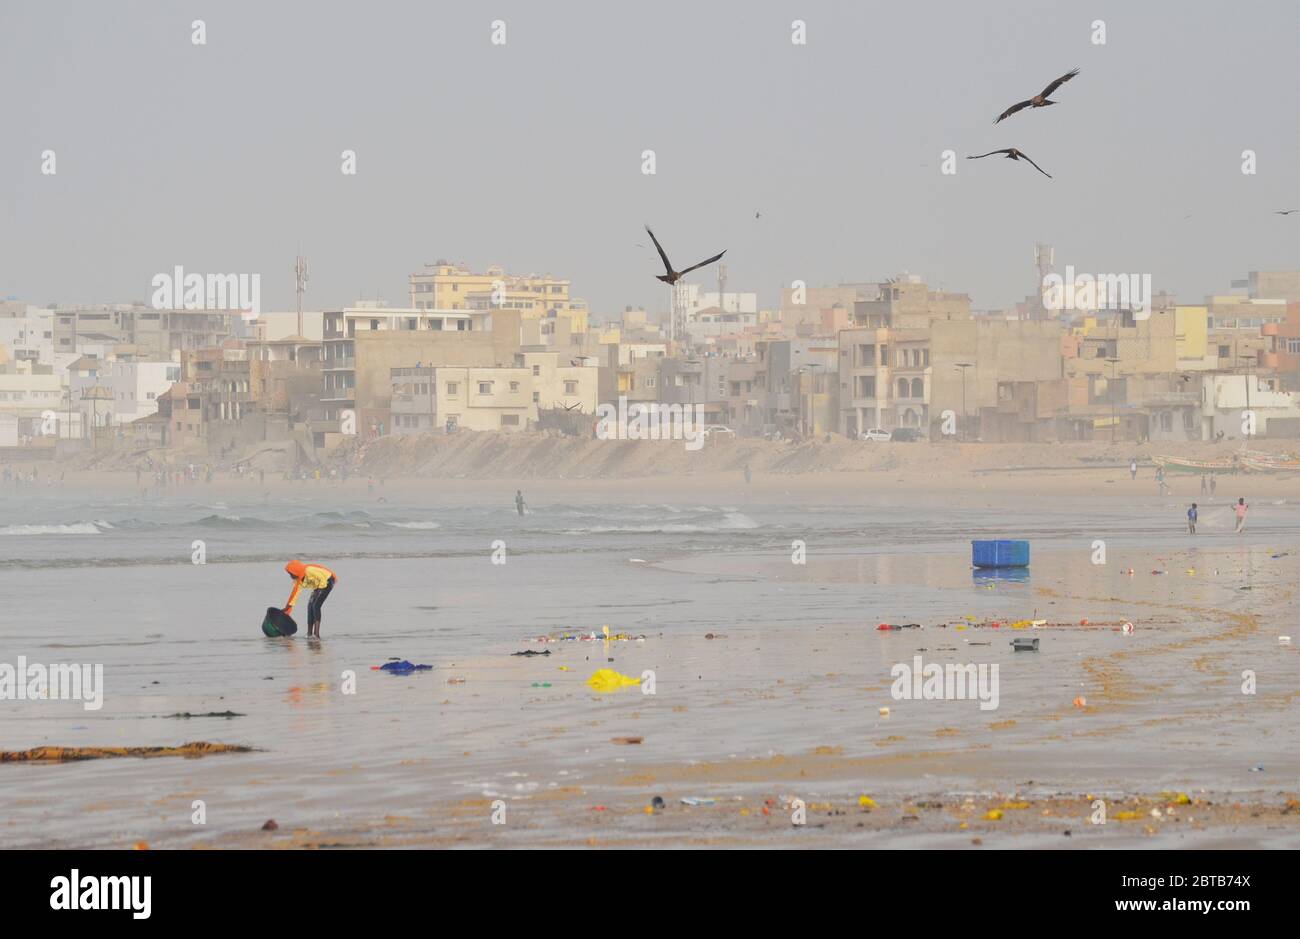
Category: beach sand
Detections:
[{"x1": 2, "y1": 441, "x2": 1298, "y2": 848}]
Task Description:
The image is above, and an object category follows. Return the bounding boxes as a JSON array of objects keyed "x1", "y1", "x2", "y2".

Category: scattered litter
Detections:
[
  {"x1": 611, "y1": 736, "x2": 643, "y2": 745},
  {"x1": 1249, "y1": 764, "x2": 1265, "y2": 773},
  {"x1": 530, "y1": 682, "x2": 552, "y2": 688},
  {"x1": 1122, "y1": 622, "x2": 1135, "y2": 635},
  {"x1": 376, "y1": 660, "x2": 433, "y2": 674},
  {"x1": 587, "y1": 669, "x2": 641, "y2": 693},
  {"x1": 1280, "y1": 636, "x2": 1292, "y2": 645},
  {"x1": 878, "y1": 707, "x2": 891, "y2": 717},
  {"x1": 261, "y1": 819, "x2": 278, "y2": 831},
  {"x1": 1073, "y1": 696, "x2": 1087, "y2": 708},
  {"x1": 680, "y1": 797, "x2": 716, "y2": 806},
  {"x1": 446, "y1": 677, "x2": 466, "y2": 684},
  {"x1": 512, "y1": 649, "x2": 551, "y2": 657},
  {"x1": 650, "y1": 796, "x2": 665, "y2": 810},
  {"x1": 1011, "y1": 637, "x2": 1039, "y2": 651}
]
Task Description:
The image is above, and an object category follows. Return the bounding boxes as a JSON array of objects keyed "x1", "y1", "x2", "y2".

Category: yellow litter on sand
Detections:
[
  {"x1": 859, "y1": 795, "x2": 877, "y2": 808},
  {"x1": 984, "y1": 809, "x2": 1003, "y2": 820},
  {"x1": 587, "y1": 669, "x2": 641, "y2": 693},
  {"x1": 1010, "y1": 620, "x2": 1031, "y2": 630}
]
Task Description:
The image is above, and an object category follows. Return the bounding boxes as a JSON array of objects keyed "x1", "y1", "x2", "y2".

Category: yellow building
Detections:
[
  {"x1": 409, "y1": 262, "x2": 588, "y2": 335},
  {"x1": 1174, "y1": 305, "x2": 1208, "y2": 365}
]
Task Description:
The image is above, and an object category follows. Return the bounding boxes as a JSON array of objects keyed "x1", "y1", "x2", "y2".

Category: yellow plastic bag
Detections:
[{"x1": 587, "y1": 669, "x2": 641, "y2": 693}]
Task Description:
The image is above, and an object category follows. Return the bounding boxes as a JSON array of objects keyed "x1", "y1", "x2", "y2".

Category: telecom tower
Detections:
[
  {"x1": 294, "y1": 255, "x2": 310, "y2": 336},
  {"x1": 1033, "y1": 242, "x2": 1054, "y2": 319},
  {"x1": 670, "y1": 281, "x2": 690, "y2": 348}
]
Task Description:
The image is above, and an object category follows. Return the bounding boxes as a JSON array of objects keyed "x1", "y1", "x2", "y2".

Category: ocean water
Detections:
[{"x1": 1, "y1": 481, "x2": 1297, "y2": 846}]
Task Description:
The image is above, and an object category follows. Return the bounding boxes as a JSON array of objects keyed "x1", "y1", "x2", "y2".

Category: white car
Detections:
[
  {"x1": 701, "y1": 425, "x2": 735, "y2": 439},
  {"x1": 859, "y1": 428, "x2": 891, "y2": 442}
]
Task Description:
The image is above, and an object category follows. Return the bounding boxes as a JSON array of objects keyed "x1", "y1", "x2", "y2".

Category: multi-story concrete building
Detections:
[
  {"x1": 389, "y1": 351, "x2": 597, "y2": 435},
  {"x1": 409, "y1": 262, "x2": 589, "y2": 334}
]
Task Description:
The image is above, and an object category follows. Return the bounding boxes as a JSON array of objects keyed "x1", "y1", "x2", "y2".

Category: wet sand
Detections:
[{"x1": 1, "y1": 467, "x2": 1297, "y2": 848}]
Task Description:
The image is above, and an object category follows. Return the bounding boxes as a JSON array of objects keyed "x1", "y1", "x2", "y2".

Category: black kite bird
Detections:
[
  {"x1": 994, "y1": 68, "x2": 1080, "y2": 124},
  {"x1": 967, "y1": 148, "x2": 1052, "y2": 178},
  {"x1": 1275, "y1": 209, "x2": 1298, "y2": 215},
  {"x1": 645, "y1": 226, "x2": 726, "y2": 285}
]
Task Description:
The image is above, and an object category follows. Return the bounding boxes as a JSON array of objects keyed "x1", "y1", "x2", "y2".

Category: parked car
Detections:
[
  {"x1": 890, "y1": 427, "x2": 923, "y2": 442},
  {"x1": 858, "y1": 428, "x2": 891, "y2": 442},
  {"x1": 701, "y1": 425, "x2": 735, "y2": 439}
]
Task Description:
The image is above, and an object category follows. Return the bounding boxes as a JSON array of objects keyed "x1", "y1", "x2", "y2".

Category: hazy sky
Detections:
[{"x1": 1, "y1": 0, "x2": 1297, "y2": 318}]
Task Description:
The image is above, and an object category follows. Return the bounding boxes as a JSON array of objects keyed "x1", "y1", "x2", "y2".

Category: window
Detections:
[
  {"x1": 509, "y1": 381, "x2": 520, "y2": 392},
  {"x1": 478, "y1": 382, "x2": 493, "y2": 394},
  {"x1": 532, "y1": 365, "x2": 540, "y2": 376},
  {"x1": 1289, "y1": 339, "x2": 1300, "y2": 354},
  {"x1": 501, "y1": 414, "x2": 519, "y2": 426},
  {"x1": 879, "y1": 345, "x2": 888, "y2": 365},
  {"x1": 1218, "y1": 345, "x2": 1230, "y2": 358},
  {"x1": 564, "y1": 381, "x2": 578, "y2": 395},
  {"x1": 533, "y1": 392, "x2": 539, "y2": 403},
  {"x1": 446, "y1": 382, "x2": 459, "y2": 396}
]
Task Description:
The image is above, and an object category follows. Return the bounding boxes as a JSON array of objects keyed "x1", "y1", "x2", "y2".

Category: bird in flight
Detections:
[
  {"x1": 1275, "y1": 209, "x2": 1298, "y2": 215},
  {"x1": 994, "y1": 68, "x2": 1080, "y2": 124},
  {"x1": 644, "y1": 226, "x2": 726, "y2": 285},
  {"x1": 967, "y1": 148, "x2": 1052, "y2": 178}
]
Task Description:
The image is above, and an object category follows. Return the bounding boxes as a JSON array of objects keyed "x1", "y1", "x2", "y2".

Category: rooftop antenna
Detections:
[{"x1": 294, "y1": 255, "x2": 310, "y2": 337}]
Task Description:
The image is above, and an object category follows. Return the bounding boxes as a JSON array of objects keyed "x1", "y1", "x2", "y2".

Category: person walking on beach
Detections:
[
  {"x1": 1155, "y1": 465, "x2": 1167, "y2": 496},
  {"x1": 1209, "y1": 473, "x2": 1217, "y2": 497},
  {"x1": 283, "y1": 560, "x2": 338, "y2": 639},
  {"x1": 1234, "y1": 498, "x2": 1249, "y2": 533},
  {"x1": 1187, "y1": 503, "x2": 1198, "y2": 535},
  {"x1": 515, "y1": 490, "x2": 527, "y2": 516},
  {"x1": 1200, "y1": 474, "x2": 1208, "y2": 494},
  {"x1": 1130, "y1": 458, "x2": 1138, "y2": 480}
]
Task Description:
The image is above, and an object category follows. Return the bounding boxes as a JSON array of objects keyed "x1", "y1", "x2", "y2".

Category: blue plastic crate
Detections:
[{"x1": 972, "y1": 539, "x2": 1030, "y2": 568}]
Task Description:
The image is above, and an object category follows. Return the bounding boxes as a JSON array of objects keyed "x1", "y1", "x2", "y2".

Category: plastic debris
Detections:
[
  {"x1": 377, "y1": 660, "x2": 432, "y2": 674},
  {"x1": 1073, "y1": 696, "x2": 1087, "y2": 708},
  {"x1": 680, "y1": 797, "x2": 716, "y2": 806},
  {"x1": 261, "y1": 819, "x2": 278, "y2": 831},
  {"x1": 587, "y1": 668, "x2": 641, "y2": 693},
  {"x1": 1011, "y1": 637, "x2": 1039, "y2": 651},
  {"x1": 611, "y1": 736, "x2": 643, "y2": 745}
]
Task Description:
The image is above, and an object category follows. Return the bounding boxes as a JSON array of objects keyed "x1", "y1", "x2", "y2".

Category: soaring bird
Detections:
[
  {"x1": 994, "y1": 68, "x2": 1080, "y2": 124},
  {"x1": 1275, "y1": 209, "x2": 1298, "y2": 215},
  {"x1": 644, "y1": 226, "x2": 726, "y2": 285},
  {"x1": 967, "y1": 148, "x2": 1052, "y2": 178}
]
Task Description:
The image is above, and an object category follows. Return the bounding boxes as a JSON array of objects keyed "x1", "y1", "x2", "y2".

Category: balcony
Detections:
[{"x1": 323, "y1": 357, "x2": 356, "y2": 371}]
